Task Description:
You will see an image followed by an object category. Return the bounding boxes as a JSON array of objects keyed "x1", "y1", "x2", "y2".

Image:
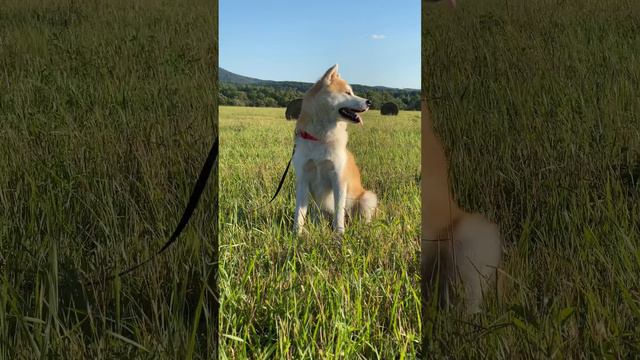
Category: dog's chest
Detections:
[{"x1": 294, "y1": 142, "x2": 346, "y2": 180}]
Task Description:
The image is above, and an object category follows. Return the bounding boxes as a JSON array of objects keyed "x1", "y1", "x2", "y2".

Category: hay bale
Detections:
[
  {"x1": 380, "y1": 102, "x2": 399, "y2": 116},
  {"x1": 285, "y1": 98, "x2": 303, "y2": 120}
]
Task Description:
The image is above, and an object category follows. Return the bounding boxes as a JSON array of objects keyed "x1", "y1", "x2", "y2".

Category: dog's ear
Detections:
[
  {"x1": 306, "y1": 64, "x2": 339, "y2": 96},
  {"x1": 320, "y1": 64, "x2": 340, "y2": 84}
]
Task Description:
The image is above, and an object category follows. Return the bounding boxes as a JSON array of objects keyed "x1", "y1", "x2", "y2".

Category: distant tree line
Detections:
[{"x1": 219, "y1": 82, "x2": 420, "y2": 110}]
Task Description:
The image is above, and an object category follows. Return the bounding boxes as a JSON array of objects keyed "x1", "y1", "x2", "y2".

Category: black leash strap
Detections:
[
  {"x1": 268, "y1": 144, "x2": 295, "y2": 203},
  {"x1": 91, "y1": 136, "x2": 218, "y2": 283},
  {"x1": 157, "y1": 136, "x2": 218, "y2": 254}
]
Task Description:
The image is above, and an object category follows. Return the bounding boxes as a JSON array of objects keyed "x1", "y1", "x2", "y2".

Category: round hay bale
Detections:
[
  {"x1": 285, "y1": 98, "x2": 303, "y2": 120},
  {"x1": 380, "y1": 102, "x2": 399, "y2": 116}
]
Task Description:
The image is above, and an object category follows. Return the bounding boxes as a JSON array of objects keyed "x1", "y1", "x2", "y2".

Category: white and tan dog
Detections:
[
  {"x1": 292, "y1": 65, "x2": 377, "y2": 235},
  {"x1": 421, "y1": 101, "x2": 503, "y2": 313},
  {"x1": 421, "y1": 0, "x2": 503, "y2": 314}
]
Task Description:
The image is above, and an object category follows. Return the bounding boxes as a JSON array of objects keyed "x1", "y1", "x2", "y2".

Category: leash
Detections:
[
  {"x1": 268, "y1": 144, "x2": 296, "y2": 203},
  {"x1": 89, "y1": 136, "x2": 218, "y2": 284},
  {"x1": 266, "y1": 129, "x2": 318, "y2": 203}
]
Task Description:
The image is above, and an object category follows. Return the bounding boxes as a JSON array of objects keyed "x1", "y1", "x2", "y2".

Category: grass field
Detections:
[
  {"x1": 423, "y1": 0, "x2": 640, "y2": 357},
  {"x1": 1, "y1": 1, "x2": 217, "y2": 358},
  {"x1": 4, "y1": 0, "x2": 640, "y2": 357},
  {"x1": 219, "y1": 106, "x2": 421, "y2": 358}
]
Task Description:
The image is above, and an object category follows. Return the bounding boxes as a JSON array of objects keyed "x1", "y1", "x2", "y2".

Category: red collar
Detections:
[{"x1": 296, "y1": 129, "x2": 320, "y2": 142}]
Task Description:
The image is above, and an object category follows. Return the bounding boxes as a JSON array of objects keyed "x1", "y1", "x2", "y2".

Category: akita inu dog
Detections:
[
  {"x1": 421, "y1": 101, "x2": 503, "y2": 313},
  {"x1": 292, "y1": 65, "x2": 377, "y2": 235}
]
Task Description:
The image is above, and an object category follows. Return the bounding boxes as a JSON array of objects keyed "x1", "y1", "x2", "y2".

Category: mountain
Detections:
[
  {"x1": 219, "y1": 68, "x2": 419, "y2": 92},
  {"x1": 218, "y1": 68, "x2": 420, "y2": 110},
  {"x1": 219, "y1": 68, "x2": 264, "y2": 85}
]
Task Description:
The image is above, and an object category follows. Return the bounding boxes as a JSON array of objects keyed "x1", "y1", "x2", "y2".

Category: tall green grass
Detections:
[
  {"x1": 0, "y1": 0, "x2": 217, "y2": 358},
  {"x1": 423, "y1": 0, "x2": 640, "y2": 357},
  {"x1": 219, "y1": 106, "x2": 421, "y2": 358}
]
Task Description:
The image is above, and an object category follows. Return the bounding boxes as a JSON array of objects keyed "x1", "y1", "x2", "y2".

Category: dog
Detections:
[
  {"x1": 421, "y1": 101, "x2": 503, "y2": 313},
  {"x1": 291, "y1": 64, "x2": 377, "y2": 235}
]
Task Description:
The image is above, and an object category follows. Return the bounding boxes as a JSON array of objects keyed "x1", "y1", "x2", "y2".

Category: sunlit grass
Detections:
[{"x1": 219, "y1": 106, "x2": 421, "y2": 358}]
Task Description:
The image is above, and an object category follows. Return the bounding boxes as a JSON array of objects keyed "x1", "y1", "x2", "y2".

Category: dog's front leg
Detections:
[
  {"x1": 331, "y1": 170, "x2": 347, "y2": 234},
  {"x1": 293, "y1": 175, "x2": 309, "y2": 235}
]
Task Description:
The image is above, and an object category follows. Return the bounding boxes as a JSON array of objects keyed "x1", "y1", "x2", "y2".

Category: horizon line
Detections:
[{"x1": 220, "y1": 67, "x2": 420, "y2": 91}]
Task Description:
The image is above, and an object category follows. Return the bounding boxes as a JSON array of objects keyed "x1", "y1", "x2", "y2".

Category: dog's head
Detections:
[{"x1": 299, "y1": 64, "x2": 371, "y2": 126}]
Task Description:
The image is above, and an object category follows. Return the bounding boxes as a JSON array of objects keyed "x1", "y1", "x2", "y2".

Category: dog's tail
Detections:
[
  {"x1": 451, "y1": 213, "x2": 502, "y2": 313},
  {"x1": 358, "y1": 190, "x2": 377, "y2": 222}
]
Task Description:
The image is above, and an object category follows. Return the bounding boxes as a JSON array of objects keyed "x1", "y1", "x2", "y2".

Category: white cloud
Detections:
[{"x1": 371, "y1": 34, "x2": 386, "y2": 40}]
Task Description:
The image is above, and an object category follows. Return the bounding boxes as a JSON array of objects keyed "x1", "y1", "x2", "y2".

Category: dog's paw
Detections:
[
  {"x1": 293, "y1": 226, "x2": 308, "y2": 236},
  {"x1": 332, "y1": 219, "x2": 345, "y2": 234}
]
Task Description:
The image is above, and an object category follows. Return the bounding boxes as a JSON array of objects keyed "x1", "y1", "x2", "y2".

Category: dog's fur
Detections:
[
  {"x1": 421, "y1": 101, "x2": 503, "y2": 313},
  {"x1": 292, "y1": 65, "x2": 377, "y2": 234}
]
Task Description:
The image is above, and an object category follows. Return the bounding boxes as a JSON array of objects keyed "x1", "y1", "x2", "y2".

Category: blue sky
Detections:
[{"x1": 220, "y1": 0, "x2": 420, "y2": 89}]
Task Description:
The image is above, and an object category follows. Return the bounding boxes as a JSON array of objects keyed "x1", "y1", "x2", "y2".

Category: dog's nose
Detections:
[{"x1": 365, "y1": 99, "x2": 372, "y2": 108}]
